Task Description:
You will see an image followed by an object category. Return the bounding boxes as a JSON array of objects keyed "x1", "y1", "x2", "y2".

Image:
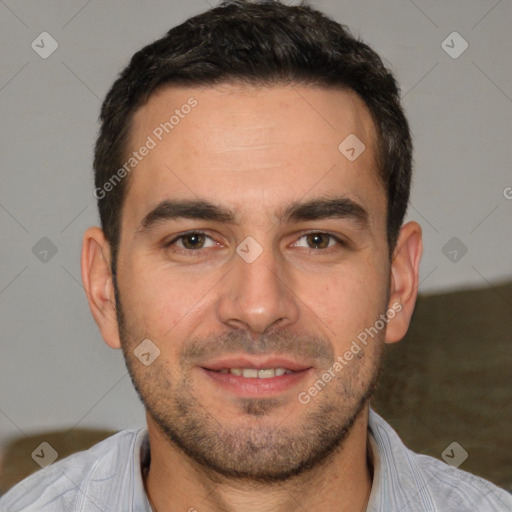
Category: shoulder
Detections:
[
  {"x1": 0, "y1": 429, "x2": 146, "y2": 512},
  {"x1": 368, "y1": 408, "x2": 512, "y2": 512},
  {"x1": 412, "y1": 450, "x2": 512, "y2": 511}
]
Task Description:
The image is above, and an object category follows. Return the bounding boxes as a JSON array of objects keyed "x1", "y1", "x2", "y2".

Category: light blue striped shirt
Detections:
[{"x1": 1, "y1": 408, "x2": 510, "y2": 511}]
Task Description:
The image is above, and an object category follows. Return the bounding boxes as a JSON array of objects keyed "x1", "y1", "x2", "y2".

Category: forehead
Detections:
[{"x1": 122, "y1": 83, "x2": 384, "y2": 231}]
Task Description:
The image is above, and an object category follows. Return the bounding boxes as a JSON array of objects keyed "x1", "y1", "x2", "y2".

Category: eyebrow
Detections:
[{"x1": 136, "y1": 196, "x2": 369, "y2": 234}]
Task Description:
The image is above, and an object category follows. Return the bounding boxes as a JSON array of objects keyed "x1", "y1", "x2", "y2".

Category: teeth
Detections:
[
  {"x1": 257, "y1": 368, "x2": 275, "y2": 378},
  {"x1": 217, "y1": 367, "x2": 292, "y2": 378}
]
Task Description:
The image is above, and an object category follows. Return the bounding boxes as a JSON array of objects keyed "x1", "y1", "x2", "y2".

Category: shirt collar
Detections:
[
  {"x1": 133, "y1": 428, "x2": 153, "y2": 511},
  {"x1": 366, "y1": 407, "x2": 436, "y2": 512}
]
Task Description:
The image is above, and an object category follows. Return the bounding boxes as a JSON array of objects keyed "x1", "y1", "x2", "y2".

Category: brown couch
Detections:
[{"x1": 372, "y1": 280, "x2": 512, "y2": 491}]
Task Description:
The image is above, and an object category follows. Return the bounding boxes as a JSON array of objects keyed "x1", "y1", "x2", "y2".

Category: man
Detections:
[{"x1": 1, "y1": 1, "x2": 510, "y2": 511}]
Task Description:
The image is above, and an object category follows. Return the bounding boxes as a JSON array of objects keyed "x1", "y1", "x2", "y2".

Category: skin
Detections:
[{"x1": 82, "y1": 83, "x2": 422, "y2": 512}]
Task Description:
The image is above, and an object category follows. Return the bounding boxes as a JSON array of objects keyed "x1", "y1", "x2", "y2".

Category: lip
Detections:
[
  {"x1": 198, "y1": 355, "x2": 314, "y2": 398},
  {"x1": 200, "y1": 356, "x2": 312, "y2": 372},
  {"x1": 201, "y1": 367, "x2": 313, "y2": 397}
]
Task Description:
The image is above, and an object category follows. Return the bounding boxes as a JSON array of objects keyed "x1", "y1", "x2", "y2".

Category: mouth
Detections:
[
  {"x1": 199, "y1": 356, "x2": 313, "y2": 397},
  {"x1": 209, "y1": 367, "x2": 294, "y2": 378}
]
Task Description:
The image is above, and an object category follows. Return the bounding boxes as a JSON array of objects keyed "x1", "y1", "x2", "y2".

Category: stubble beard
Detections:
[{"x1": 113, "y1": 279, "x2": 385, "y2": 483}]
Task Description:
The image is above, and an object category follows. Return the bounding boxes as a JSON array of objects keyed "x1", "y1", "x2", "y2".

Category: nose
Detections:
[{"x1": 217, "y1": 237, "x2": 300, "y2": 334}]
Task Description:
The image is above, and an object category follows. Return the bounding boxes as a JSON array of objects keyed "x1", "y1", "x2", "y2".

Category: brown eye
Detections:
[
  {"x1": 306, "y1": 233, "x2": 330, "y2": 249},
  {"x1": 180, "y1": 233, "x2": 206, "y2": 249},
  {"x1": 165, "y1": 232, "x2": 217, "y2": 252},
  {"x1": 294, "y1": 232, "x2": 343, "y2": 251}
]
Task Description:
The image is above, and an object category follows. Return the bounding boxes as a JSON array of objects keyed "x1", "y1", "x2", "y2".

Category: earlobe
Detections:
[
  {"x1": 384, "y1": 221, "x2": 423, "y2": 344},
  {"x1": 81, "y1": 227, "x2": 121, "y2": 349}
]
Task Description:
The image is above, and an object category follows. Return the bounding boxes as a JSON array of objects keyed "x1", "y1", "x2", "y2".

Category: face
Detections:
[{"x1": 107, "y1": 83, "x2": 394, "y2": 481}]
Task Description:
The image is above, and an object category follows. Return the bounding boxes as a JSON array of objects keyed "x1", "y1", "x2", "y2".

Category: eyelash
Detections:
[{"x1": 164, "y1": 230, "x2": 346, "y2": 256}]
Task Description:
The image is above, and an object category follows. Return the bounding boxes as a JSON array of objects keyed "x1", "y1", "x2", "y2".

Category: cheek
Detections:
[
  {"x1": 307, "y1": 262, "x2": 388, "y2": 339},
  {"x1": 119, "y1": 256, "x2": 218, "y2": 339}
]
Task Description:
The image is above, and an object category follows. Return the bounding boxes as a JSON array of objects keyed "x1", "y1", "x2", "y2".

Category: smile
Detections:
[
  {"x1": 212, "y1": 368, "x2": 294, "y2": 378},
  {"x1": 201, "y1": 367, "x2": 311, "y2": 397}
]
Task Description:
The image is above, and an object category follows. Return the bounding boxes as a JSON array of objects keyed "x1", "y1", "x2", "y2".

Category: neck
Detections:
[{"x1": 143, "y1": 406, "x2": 373, "y2": 512}]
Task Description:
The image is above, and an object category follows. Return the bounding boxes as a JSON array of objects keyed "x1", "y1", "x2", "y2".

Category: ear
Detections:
[
  {"x1": 384, "y1": 221, "x2": 423, "y2": 344},
  {"x1": 81, "y1": 227, "x2": 121, "y2": 349}
]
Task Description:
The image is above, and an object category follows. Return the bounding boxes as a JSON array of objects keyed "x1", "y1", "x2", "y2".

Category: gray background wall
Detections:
[{"x1": 1, "y1": 0, "x2": 511, "y2": 452}]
